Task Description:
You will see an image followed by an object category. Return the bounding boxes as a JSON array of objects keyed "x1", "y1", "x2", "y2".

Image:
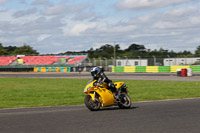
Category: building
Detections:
[
  {"x1": 163, "y1": 57, "x2": 200, "y2": 66},
  {"x1": 116, "y1": 59, "x2": 148, "y2": 66}
]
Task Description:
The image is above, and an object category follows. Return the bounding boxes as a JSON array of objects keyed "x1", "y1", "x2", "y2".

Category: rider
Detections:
[{"x1": 90, "y1": 67, "x2": 118, "y2": 100}]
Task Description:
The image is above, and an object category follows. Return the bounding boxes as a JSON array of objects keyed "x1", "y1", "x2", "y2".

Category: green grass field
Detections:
[{"x1": 0, "y1": 78, "x2": 200, "y2": 108}]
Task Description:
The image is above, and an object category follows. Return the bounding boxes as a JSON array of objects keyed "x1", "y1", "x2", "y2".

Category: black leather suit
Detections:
[{"x1": 93, "y1": 71, "x2": 117, "y2": 93}]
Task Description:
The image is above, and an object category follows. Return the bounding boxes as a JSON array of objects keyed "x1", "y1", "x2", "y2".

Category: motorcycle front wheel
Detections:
[
  {"x1": 118, "y1": 93, "x2": 132, "y2": 109},
  {"x1": 84, "y1": 95, "x2": 101, "y2": 111}
]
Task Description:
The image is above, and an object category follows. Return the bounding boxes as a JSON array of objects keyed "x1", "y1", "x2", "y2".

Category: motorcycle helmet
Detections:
[{"x1": 91, "y1": 67, "x2": 100, "y2": 77}]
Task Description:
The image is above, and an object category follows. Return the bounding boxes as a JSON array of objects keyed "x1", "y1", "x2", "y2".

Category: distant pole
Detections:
[
  {"x1": 152, "y1": 55, "x2": 156, "y2": 66},
  {"x1": 185, "y1": 55, "x2": 187, "y2": 65},
  {"x1": 88, "y1": 58, "x2": 91, "y2": 63},
  {"x1": 113, "y1": 42, "x2": 116, "y2": 66},
  {"x1": 124, "y1": 56, "x2": 127, "y2": 66},
  {"x1": 99, "y1": 57, "x2": 102, "y2": 67},
  {"x1": 93, "y1": 58, "x2": 96, "y2": 66},
  {"x1": 104, "y1": 57, "x2": 107, "y2": 71},
  {"x1": 111, "y1": 57, "x2": 114, "y2": 66},
  {"x1": 138, "y1": 56, "x2": 141, "y2": 66},
  {"x1": 167, "y1": 55, "x2": 170, "y2": 66},
  {"x1": 117, "y1": 56, "x2": 120, "y2": 66}
]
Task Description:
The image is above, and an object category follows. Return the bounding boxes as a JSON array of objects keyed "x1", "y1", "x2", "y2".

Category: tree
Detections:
[
  {"x1": 98, "y1": 44, "x2": 114, "y2": 53},
  {"x1": 195, "y1": 45, "x2": 200, "y2": 57},
  {"x1": 87, "y1": 44, "x2": 121, "y2": 58},
  {"x1": 4, "y1": 46, "x2": 17, "y2": 54},
  {"x1": 0, "y1": 43, "x2": 8, "y2": 55},
  {"x1": 12, "y1": 44, "x2": 39, "y2": 55},
  {"x1": 125, "y1": 43, "x2": 146, "y2": 52}
]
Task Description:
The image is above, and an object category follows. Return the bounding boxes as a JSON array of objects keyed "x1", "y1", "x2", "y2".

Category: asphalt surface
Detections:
[
  {"x1": 0, "y1": 72, "x2": 200, "y2": 81},
  {"x1": 0, "y1": 98, "x2": 200, "y2": 133}
]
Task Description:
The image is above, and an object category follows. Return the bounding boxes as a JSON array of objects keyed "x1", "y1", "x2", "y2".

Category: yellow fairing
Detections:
[
  {"x1": 114, "y1": 82, "x2": 124, "y2": 89},
  {"x1": 90, "y1": 93, "x2": 95, "y2": 101},
  {"x1": 95, "y1": 87, "x2": 115, "y2": 107}
]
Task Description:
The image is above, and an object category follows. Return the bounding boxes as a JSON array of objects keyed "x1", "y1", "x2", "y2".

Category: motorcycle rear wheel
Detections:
[
  {"x1": 85, "y1": 95, "x2": 101, "y2": 111},
  {"x1": 118, "y1": 93, "x2": 132, "y2": 109}
]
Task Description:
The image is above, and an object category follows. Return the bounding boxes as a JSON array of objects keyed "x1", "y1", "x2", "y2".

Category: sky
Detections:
[{"x1": 0, "y1": 0, "x2": 200, "y2": 54}]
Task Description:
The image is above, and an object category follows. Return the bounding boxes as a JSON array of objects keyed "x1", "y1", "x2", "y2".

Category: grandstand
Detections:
[
  {"x1": 0, "y1": 55, "x2": 86, "y2": 65},
  {"x1": 0, "y1": 55, "x2": 88, "y2": 72}
]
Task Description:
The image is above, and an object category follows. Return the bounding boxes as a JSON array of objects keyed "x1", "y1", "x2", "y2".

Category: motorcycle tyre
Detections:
[
  {"x1": 85, "y1": 95, "x2": 101, "y2": 111},
  {"x1": 118, "y1": 93, "x2": 132, "y2": 109}
]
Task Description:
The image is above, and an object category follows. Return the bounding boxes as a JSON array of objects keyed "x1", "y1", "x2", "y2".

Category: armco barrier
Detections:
[
  {"x1": 158, "y1": 66, "x2": 170, "y2": 72},
  {"x1": 32, "y1": 66, "x2": 200, "y2": 73},
  {"x1": 33, "y1": 67, "x2": 71, "y2": 72},
  {"x1": 124, "y1": 66, "x2": 136, "y2": 72},
  {"x1": 170, "y1": 66, "x2": 190, "y2": 72},
  {"x1": 55, "y1": 67, "x2": 60, "y2": 72},
  {"x1": 60, "y1": 67, "x2": 67, "y2": 72},
  {"x1": 37, "y1": 67, "x2": 41, "y2": 72},
  {"x1": 51, "y1": 67, "x2": 56, "y2": 72},
  {"x1": 112, "y1": 66, "x2": 115, "y2": 72},
  {"x1": 135, "y1": 66, "x2": 146, "y2": 72},
  {"x1": 190, "y1": 66, "x2": 200, "y2": 72},
  {"x1": 34, "y1": 67, "x2": 38, "y2": 72},
  {"x1": 114, "y1": 66, "x2": 124, "y2": 72},
  {"x1": 146, "y1": 66, "x2": 158, "y2": 72},
  {"x1": 67, "y1": 67, "x2": 71, "y2": 72},
  {"x1": 112, "y1": 66, "x2": 197, "y2": 73},
  {"x1": 41, "y1": 67, "x2": 46, "y2": 72},
  {"x1": 46, "y1": 67, "x2": 51, "y2": 72}
]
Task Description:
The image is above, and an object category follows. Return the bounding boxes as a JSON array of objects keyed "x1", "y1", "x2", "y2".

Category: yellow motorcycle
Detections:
[{"x1": 84, "y1": 80, "x2": 131, "y2": 111}]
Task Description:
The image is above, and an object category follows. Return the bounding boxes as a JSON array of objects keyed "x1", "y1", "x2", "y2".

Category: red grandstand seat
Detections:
[
  {"x1": 22, "y1": 56, "x2": 70, "y2": 65},
  {"x1": 0, "y1": 57, "x2": 17, "y2": 65}
]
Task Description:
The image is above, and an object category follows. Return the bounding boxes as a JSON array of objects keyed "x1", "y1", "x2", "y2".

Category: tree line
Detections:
[
  {"x1": 0, "y1": 43, "x2": 39, "y2": 56},
  {"x1": 1, "y1": 42, "x2": 200, "y2": 58},
  {"x1": 61, "y1": 43, "x2": 200, "y2": 59}
]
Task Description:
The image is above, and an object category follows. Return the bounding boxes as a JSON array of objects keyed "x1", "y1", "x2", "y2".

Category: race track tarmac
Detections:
[
  {"x1": 0, "y1": 98, "x2": 200, "y2": 133},
  {"x1": 0, "y1": 72, "x2": 200, "y2": 81}
]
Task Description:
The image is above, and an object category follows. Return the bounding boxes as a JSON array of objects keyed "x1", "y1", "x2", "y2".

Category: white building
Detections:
[
  {"x1": 163, "y1": 57, "x2": 200, "y2": 66},
  {"x1": 116, "y1": 59, "x2": 148, "y2": 66}
]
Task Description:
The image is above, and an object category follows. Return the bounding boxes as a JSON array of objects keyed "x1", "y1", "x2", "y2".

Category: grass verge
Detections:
[{"x1": 0, "y1": 78, "x2": 200, "y2": 108}]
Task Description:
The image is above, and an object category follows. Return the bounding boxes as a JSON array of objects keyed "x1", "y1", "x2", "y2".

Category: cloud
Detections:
[
  {"x1": 116, "y1": 0, "x2": 195, "y2": 10},
  {"x1": 13, "y1": 8, "x2": 38, "y2": 18},
  {"x1": 153, "y1": 21, "x2": 177, "y2": 29},
  {"x1": 164, "y1": 6, "x2": 198, "y2": 17},
  {"x1": 32, "y1": 0, "x2": 50, "y2": 5},
  {"x1": 73, "y1": 12, "x2": 95, "y2": 21},
  {"x1": 19, "y1": 0, "x2": 26, "y2": 4},
  {"x1": 69, "y1": 23, "x2": 97, "y2": 36},
  {"x1": 37, "y1": 34, "x2": 51, "y2": 42},
  {"x1": 96, "y1": 23, "x2": 137, "y2": 34},
  {"x1": 0, "y1": 0, "x2": 8, "y2": 5},
  {"x1": 44, "y1": 4, "x2": 87, "y2": 16},
  {"x1": 44, "y1": 5, "x2": 67, "y2": 16}
]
